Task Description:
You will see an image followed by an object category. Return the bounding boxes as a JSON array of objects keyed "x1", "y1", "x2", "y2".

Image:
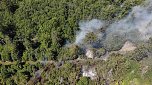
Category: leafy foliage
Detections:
[{"x1": 1, "y1": 0, "x2": 151, "y2": 85}]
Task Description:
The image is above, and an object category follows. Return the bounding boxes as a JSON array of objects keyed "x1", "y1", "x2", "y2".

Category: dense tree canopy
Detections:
[{"x1": 1, "y1": 0, "x2": 152, "y2": 85}]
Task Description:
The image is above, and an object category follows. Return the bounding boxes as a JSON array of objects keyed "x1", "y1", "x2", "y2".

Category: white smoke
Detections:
[
  {"x1": 75, "y1": 0, "x2": 152, "y2": 49},
  {"x1": 106, "y1": 1, "x2": 152, "y2": 42},
  {"x1": 75, "y1": 19, "x2": 105, "y2": 44}
]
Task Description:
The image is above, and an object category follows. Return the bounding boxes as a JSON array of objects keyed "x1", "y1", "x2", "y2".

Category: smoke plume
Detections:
[
  {"x1": 106, "y1": 0, "x2": 152, "y2": 42},
  {"x1": 75, "y1": 19, "x2": 105, "y2": 44},
  {"x1": 75, "y1": 0, "x2": 152, "y2": 50}
]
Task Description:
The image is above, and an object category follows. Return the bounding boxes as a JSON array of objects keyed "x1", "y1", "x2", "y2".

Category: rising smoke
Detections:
[
  {"x1": 75, "y1": 19, "x2": 105, "y2": 44},
  {"x1": 106, "y1": 0, "x2": 152, "y2": 42},
  {"x1": 75, "y1": 0, "x2": 152, "y2": 50}
]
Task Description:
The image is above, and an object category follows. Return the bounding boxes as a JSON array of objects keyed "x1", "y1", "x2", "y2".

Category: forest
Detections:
[{"x1": 1, "y1": 0, "x2": 152, "y2": 85}]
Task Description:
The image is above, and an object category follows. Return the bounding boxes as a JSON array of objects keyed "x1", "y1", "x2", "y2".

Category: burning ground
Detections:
[
  {"x1": 70, "y1": 0, "x2": 152, "y2": 84},
  {"x1": 1, "y1": 0, "x2": 152, "y2": 85},
  {"x1": 74, "y1": 0, "x2": 152, "y2": 58}
]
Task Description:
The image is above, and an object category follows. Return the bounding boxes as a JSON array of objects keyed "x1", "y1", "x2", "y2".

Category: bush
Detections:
[
  {"x1": 95, "y1": 48, "x2": 106, "y2": 58},
  {"x1": 76, "y1": 77, "x2": 90, "y2": 85}
]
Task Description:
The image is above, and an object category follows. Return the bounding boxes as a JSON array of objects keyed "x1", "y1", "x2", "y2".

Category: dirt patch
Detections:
[{"x1": 119, "y1": 41, "x2": 137, "y2": 52}]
